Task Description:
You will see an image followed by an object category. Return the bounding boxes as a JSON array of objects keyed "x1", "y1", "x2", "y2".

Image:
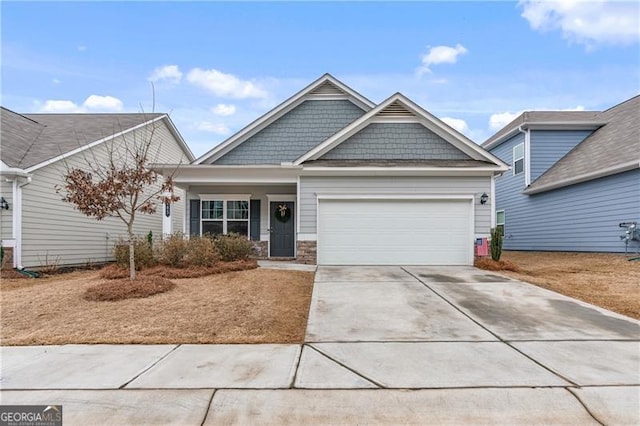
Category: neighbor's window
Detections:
[
  {"x1": 201, "y1": 200, "x2": 249, "y2": 237},
  {"x1": 496, "y1": 210, "x2": 505, "y2": 235},
  {"x1": 513, "y1": 143, "x2": 524, "y2": 175}
]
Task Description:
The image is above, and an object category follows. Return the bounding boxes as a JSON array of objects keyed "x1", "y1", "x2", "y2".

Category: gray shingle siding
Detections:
[
  {"x1": 530, "y1": 130, "x2": 592, "y2": 181},
  {"x1": 212, "y1": 100, "x2": 365, "y2": 165},
  {"x1": 491, "y1": 133, "x2": 639, "y2": 253},
  {"x1": 320, "y1": 123, "x2": 471, "y2": 160}
]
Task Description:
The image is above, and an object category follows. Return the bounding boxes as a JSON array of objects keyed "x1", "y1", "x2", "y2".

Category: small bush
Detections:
[
  {"x1": 113, "y1": 238, "x2": 155, "y2": 270},
  {"x1": 157, "y1": 233, "x2": 189, "y2": 267},
  {"x1": 490, "y1": 227, "x2": 503, "y2": 261},
  {"x1": 84, "y1": 276, "x2": 175, "y2": 301},
  {"x1": 215, "y1": 233, "x2": 256, "y2": 261},
  {"x1": 184, "y1": 235, "x2": 218, "y2": 267}
]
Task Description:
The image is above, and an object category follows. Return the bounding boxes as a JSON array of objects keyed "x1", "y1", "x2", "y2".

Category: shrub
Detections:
[
  {"x1": 156, "y1": 233, "x2": 189, "y2": 267},
  {"x1": 184, "y1": 235, "x2": 218, "y2": 267},
  {"x1": 113, "y1": 238, "x2": 155, "y2": 270},
  {"x1": 215, "y1": 233, "x2": 256, "y2": 261},
  {"x1": 490, "y1": 227, "x2": 503, "y2": 261}
]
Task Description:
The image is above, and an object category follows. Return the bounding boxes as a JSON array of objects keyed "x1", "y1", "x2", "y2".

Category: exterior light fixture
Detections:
[
  {"x1": 480, "y1": 193, "x2": 489, "y2": 205},
  {"x1": 0, "y1": 197, "x2": 8, "y2": 210}
]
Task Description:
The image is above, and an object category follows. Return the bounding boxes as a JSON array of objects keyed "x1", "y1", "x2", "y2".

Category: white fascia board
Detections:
[
  {"x1": 24, "y1": 115, "x2": 166, "y2": 173},
  {"x1": 316, "y1": 193, "x2": 475, "y2": 201},
  {"x1": 193, "y1": 74, "x2": 375, "y2": 165},
  {"x1": 166, "y1": 165, "x2": 301, "y2": 185},
  {"x1": 294, "y1": 93, "x2": 508, "y2": 169},
  {"x1": 300, "y1": 166, "x2": 501, "y2": 177},
  {"x1": 523, "y1": 160, "x2": 640, "y2": 195}
]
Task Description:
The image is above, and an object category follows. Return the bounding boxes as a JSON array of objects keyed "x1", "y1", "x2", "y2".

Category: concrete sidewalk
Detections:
[{"x1": 1, "y1": 265, "x2": 639, "y2": 425}]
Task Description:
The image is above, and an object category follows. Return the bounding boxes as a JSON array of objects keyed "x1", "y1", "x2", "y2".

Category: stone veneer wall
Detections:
[
  {"x1": 252, "y1": 241, "x2": 268, "y2": 259},
  {"x1": 296, "y1": 241, "x2": 317, "y2": 264}
]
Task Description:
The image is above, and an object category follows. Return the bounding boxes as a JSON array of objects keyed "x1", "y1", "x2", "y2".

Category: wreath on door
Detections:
[{"x1": 274, "y1": 203, "x2": 291, "y2": 223}]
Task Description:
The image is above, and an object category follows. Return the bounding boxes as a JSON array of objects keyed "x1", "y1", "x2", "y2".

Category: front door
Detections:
[{"x1": 270, "y1": 201, "x2": 295, "y2": 257}]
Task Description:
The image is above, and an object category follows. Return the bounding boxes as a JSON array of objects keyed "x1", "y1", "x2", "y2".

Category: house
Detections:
[
  {"x1": 482, "y1": 95, "x2": 640, "y2": 253},
  {"x1": 0, "y1": 108, "x2": 194, "y2": 269},
  {"x1": 152, "y1": 74, "x2": 508, "y2": 265}
]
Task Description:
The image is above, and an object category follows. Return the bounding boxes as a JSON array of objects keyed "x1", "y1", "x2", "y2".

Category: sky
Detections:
[{"x1": 2, "y1": 1, "x2": 639, "y2": 157}]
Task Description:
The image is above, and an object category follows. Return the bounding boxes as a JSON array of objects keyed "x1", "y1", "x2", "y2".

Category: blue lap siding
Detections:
[{"x1": 492, "y1": 132, "x2": 639, "y2": 253}]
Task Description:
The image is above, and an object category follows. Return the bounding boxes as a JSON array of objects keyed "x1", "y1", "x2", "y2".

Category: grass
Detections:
[
  {"x1": 1, "y1": 267, "x2": 315, "y2": 345},
  {"x1": 84, "y1": 276, "x2": 176, "y2": 301},
  {"x1": 497, "y1": 251, "x2": 640, "y2": 320}
]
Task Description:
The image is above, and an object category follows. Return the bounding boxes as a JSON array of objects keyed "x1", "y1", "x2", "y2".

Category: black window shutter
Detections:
[
  {"x1": 189, "y1": 200, "x2": 200, "y2": 236},
  {"x1": 250, "y1": 200, "x2": 261, "y2": 241}
]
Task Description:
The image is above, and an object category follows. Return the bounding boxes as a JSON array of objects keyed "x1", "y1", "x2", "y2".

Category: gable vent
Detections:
[
  {"x1": 310, "y1": 80, "x2": 345, "y2": 96},
  {"x1": 377, "y1": 101, "x2": 416, "y2": 117}
]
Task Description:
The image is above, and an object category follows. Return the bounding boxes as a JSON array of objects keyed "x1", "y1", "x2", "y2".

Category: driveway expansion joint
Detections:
[
  {"x1": 200, "y1": 389, "x2": 217, "y2": 426},
  {"x1": 120, "y1": 344, "x2": 181, "y2": 389},
  {"x1": 306, "y1": 344, "x2": 383, "y2": 388}
]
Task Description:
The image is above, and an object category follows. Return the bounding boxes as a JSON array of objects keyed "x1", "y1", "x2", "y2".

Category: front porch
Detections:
[{"x1": 157, "y1": 165, "x2": 316, "y2": 264}]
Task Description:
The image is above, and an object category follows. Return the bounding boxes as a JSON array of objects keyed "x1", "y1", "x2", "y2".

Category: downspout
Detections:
[{"x1": 13, "y1": 175, "x2": 32, "y2": 269}]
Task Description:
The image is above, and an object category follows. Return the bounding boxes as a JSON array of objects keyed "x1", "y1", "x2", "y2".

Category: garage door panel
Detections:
[{"x1": 318, "y1": 199, "x2": 472, "y2": 265}]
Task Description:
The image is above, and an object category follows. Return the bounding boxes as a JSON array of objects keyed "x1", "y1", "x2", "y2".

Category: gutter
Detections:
[{"x1": 524, "y1": 160, "x2": 639, "y2": 195}]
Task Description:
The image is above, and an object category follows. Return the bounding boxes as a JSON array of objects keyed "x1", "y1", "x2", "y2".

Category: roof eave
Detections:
[
  {"x1": 483, "y1": 121, "x2": 606, "y2": 151},
  {"x1": 523, "y1": 160, "x2": 640, "y2": 195}
]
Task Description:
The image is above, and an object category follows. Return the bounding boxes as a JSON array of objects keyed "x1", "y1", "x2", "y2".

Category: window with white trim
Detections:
[
  {"x1": 496, "y1": 210, "x2": 505, "y2": 236},
  {"x1": 513, "y1": 143, "x2": 524, "y2": 175},
  {"x1": 201, "y1": 200, "x2": 249, "y2": 237}
]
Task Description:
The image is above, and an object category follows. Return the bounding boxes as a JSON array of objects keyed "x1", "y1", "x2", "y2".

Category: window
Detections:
[
  {"x1": 201, "y1": 200, "x2": 249, "y2": 237},
  {"x1": 496, "y1": 210, "x2": 505, "y2": 236},
  {"x1": 513, "y1": 143, "x2": 524, "y2": 175}
]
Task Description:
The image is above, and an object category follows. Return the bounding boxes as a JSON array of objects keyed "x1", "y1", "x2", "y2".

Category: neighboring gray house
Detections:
[
  {"x1": 0, "y1": 108, "x2": 194, "y2": 269},
  {"x1": 482, "y1": 95, "x2": 640, "y2": 253},
  {"x1": 153, "y1": 74, "x2": 508, "y2": 265}
]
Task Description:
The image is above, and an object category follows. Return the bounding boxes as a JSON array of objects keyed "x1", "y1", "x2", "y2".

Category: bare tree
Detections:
[{"x1": 57, "y1": 115, "x2": 179, "y2": 280}]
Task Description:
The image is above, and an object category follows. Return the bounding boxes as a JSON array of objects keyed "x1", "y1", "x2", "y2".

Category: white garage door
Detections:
[{"x1": 318, "y1": 198, "x2": 473, "y2": 265}]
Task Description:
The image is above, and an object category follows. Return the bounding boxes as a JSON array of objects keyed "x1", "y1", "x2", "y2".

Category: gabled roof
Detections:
[
  {"x1": 0, "y1": 108, "x2": 194, "y2": 171},
  {"x1": 524, "y1": 95, "x2": 640, "y2": 194},
  {"x1": 193, "y1": 73, "x2": 375, "y2": 165},
  {"x1": 294, "y1": 93, "x2": 508, "y2": 169},
  {"x1": 481, "y1": 111, "x2": 603, "y2": 150}
]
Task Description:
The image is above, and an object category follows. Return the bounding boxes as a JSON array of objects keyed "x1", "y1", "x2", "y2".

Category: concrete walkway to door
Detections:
[{"x1": 1, "y1": 265, "x2": 638, "y2": 424}]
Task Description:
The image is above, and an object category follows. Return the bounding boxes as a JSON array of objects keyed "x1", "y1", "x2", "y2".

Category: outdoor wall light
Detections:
[
  {"x1": 0, "y1": 197, "x2": 9, "y2": 210},
  {"x1": 480, "y1": 192, "x2": 489, "y2": 205}
]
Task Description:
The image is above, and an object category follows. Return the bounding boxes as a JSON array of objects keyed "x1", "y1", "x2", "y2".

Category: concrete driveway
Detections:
[{"x1": 2, "y1": 265, "x2": 639, "y2": 425}]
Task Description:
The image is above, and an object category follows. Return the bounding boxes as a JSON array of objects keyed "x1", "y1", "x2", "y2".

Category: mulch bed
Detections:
[
  {"x1": 474, "y1": 257, "x2": 520, "y2": 272},
  {"x1": 99, "y1": 259, "x2": 258, "y2": 280},
  {"x1": 84, "y1": 276, "x2": 176, "y2": 302}
]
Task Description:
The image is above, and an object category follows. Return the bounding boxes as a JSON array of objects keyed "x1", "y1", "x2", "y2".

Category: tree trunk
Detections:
[{"x1": 128, "y1": 223, "x2": 136, "y2": 281}]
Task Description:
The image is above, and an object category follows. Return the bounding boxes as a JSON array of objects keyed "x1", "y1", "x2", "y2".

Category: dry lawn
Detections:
[
  {"x1": 1, "y1": 268, "x2": 315, "y2": 345},
  {"x1": 500, "y1": 251, "x2": 640, "y2": 320}
]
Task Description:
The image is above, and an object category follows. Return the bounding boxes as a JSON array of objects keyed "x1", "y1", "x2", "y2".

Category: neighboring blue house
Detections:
[{"x1": 482, "y1": 95, "x2": 640, "y2": 253}]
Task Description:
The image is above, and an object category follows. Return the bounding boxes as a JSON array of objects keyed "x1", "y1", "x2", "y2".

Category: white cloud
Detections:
[
  {"x1": 489, "y1": 111, "x2": 523, "y2": 131},
  {"x1": 41, "y1": 100, "x2": 82, "y2": 113},
  {"x1": 83, "y1": 95, "x2": 123, "y2": 111},
  {"x1": 441, "y1": 117, "x2": 470, "y2": 135},
  {"x1": 187, "y1": 68, "x2": 267, "y2": 99},
  {"x1": 211, "y1": 103, "x2": 236, "y2": 116},
  {"x1": 418, "y1": 44, "x2": 468, "y2": 75},
  {"x1": 520, "y1": 0, "x2": 640, "y2": 47},
  {"x1": 52, "y1": 78, "x2": 61, "y2": 85},
  {"x1": 77, "y1": 45, "x2": 87, "y2": 52},
  {"x1": 196, "y1": 121, "x2": 231, "y2": 135},
  {"x1": 149, "y1": 65, "x2": 183, "y2": 83},
  {"x1": 560, "y1": 105, "x2": 585, "y2": 111},
  {"x1": 39, "y1": 95, "x2": 124, "y2": 113}
]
